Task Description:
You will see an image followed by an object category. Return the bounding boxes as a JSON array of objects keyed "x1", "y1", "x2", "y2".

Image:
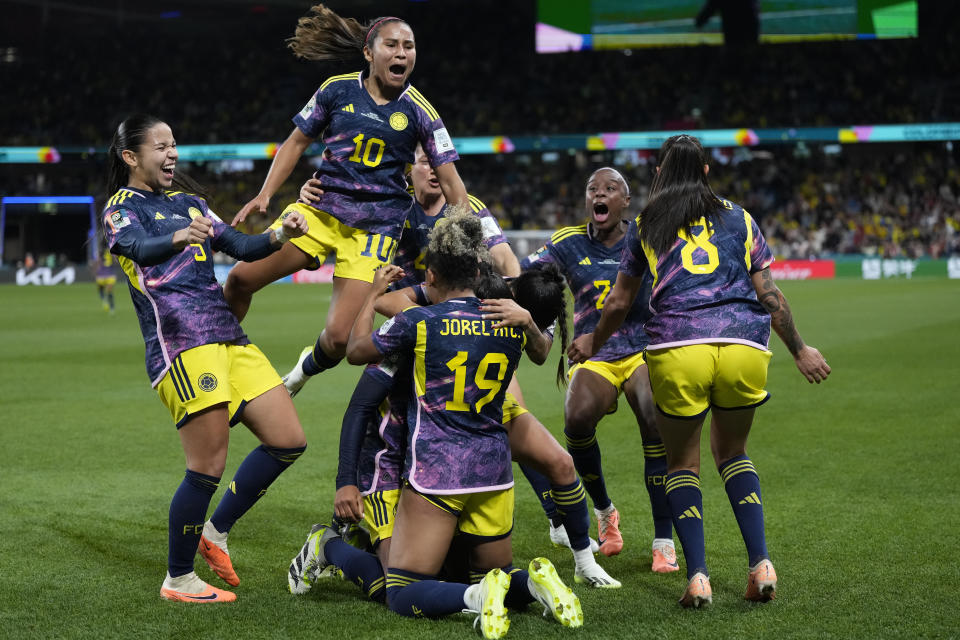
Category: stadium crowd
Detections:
[
  {"x1": 1, "y1": 3, "x2": 958, "y2": 146},
  {"x1": 5, "y1": 142, "x2": 959, "y2": 261}
]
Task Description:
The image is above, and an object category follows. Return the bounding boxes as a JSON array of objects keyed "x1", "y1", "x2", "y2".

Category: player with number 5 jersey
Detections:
[{"x1": 224, "y1": 4, "x2": 468, "y2": 398}]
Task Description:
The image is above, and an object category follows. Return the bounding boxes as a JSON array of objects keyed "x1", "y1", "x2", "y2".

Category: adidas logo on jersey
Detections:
[
  {"x1": 579, "y1": 256, "x2": 592, "y2": 265},
  {"x1": 342, "y1": 104, "x2": 355, "y2": 113},
  {"x1": 678, "y1": 506, "x2": 702, "y2": 520},
  {"x1": 155, "y1": 212, "x2": 165, "y2": 220},
  {"x1": 738, "y1": 492, "x2": 761, "y2": 505}
]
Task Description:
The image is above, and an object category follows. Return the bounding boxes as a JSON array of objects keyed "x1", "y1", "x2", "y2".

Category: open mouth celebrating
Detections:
[{"x1": 593, "y1": 201, "x2": 610, "y2": 223}]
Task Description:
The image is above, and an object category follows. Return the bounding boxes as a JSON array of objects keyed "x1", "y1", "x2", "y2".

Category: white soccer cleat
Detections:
[
  {"x1": 549, "y1": 523, "x2": 600, "y2": 553},
  {"x1": 528, "y1": 557, "x2": 583, "y2": 627},
  {"x1": 287, "y1": 523, "x2": 337, "y2": 594},
  {"x1": 282, "y1": 346, "x2": 314, "y2": 397},
  {"x1": 573, "y1": 559, "x2": 621, "y2": 589}
]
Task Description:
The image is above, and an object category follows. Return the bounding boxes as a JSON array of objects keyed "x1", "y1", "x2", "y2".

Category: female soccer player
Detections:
[
  {"x1": 103, "y1": 114, "x2": 310, "y2": 603},
  {"x1": 339, "y1": 212, "x2": 581, "y2": 637},
  {"x1": 569, "y1": 135, "x2": 831, "y2": 607},
  {"x1": 522, "y1": 167, "x2": 677, "y2": 572},
  {"x1": 223, "y1": 5, "x2": 468, "y2": 396}
]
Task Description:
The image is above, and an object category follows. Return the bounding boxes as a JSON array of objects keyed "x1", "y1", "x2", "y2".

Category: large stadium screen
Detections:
[{"x1": 536, "y1": 0, "x2": 918, "y2": 51}]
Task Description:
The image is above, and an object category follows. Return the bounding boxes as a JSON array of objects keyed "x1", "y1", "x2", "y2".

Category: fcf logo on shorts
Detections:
[{"x1": 198, "y1": 373, "x2": 218, "y2": 392}]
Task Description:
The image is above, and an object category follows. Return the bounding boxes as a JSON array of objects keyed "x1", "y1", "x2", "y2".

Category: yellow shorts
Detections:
[
  {"x1": 95, "y1": 276, "x2": 117, "y2": 286},
  {"x1": 156, "y1": 343, "x2": 283, "y2": 429},
  {"x1": 415, "y1": 486, "x2": 514, "y2": 541},
  {"x1": 645, "y1": 343, "x2": 772, "y2": 418},
  {"x1": 568, "y1": 350, "x2": 646, "y2": 391},
  {"x1": 362, "y1": 489, "x2": 400, "y2": 546},
  {"x1": 270, "y1": 202, "x2": 397, "y2": 283},
  {"x1": 501, "y1": 392, "x2": 528, "y2": 424}
]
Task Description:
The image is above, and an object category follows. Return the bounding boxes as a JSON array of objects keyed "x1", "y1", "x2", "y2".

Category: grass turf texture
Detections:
[{"x1": 2, "y1": 278, "x2": 958, "y2": 639}]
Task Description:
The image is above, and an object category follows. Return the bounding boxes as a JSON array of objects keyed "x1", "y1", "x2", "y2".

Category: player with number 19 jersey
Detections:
[
  {"x1": 521, "y1": 222, "x2": 652, "y2": 363},
  {"x1": 619, "y1": 199, "x2": 774, "y2": 350},
  {"x1": 371, "y1": 298, "x2": 525, "y2": 494},
  {"x1": 294, "y1": 71, "x2": 459, "y2": 239}
]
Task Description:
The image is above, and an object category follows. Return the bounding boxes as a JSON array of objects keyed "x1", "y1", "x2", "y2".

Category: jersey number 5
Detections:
[
  {"x1": 190, "y1": 243, "x2": 207, "y2": 261},
  {"x1": 349, "y1": 134, "x2": 386, "y2": 167},
  {"x1": 679, "y1": 217, "x2": 719, "y2": 274},
  {"x1": 445, "y1": 351, "x2": 509, "y2": 413}
]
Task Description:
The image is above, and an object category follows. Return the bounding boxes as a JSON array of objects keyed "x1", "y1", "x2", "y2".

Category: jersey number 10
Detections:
[{"x1": 349, "y1": 134, "x2": 386, "y2": 167}]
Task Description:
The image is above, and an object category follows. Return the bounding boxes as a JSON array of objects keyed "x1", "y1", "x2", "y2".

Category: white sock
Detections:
[
  {"x1": 652, "y1": 537, "x2": 675, "y2": 550},
  {"x1": 203, "y1": 520, "x2": 229, "y2": 553},
  {"x1": 463, "y1": 583, "x2": 481, "y2": 610},
  {"x1": 594, "y1": 503, "x2": 616, "y2": 518},
  {"x1": 162, "y1": 571, "x2": 206, "y2": 594},
  {"x1": 573, "y1": 547, "x2": 595, "y2": 570}
]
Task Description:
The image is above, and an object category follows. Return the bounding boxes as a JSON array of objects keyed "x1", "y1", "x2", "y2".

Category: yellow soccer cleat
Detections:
[{"x1": 528, "y1": 557, "x2": 583, "y2": 628}]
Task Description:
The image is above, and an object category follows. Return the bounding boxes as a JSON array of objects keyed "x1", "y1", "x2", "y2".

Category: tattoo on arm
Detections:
[{"x1": 761, "y1": 282, "x2": 804, "y2": 356}]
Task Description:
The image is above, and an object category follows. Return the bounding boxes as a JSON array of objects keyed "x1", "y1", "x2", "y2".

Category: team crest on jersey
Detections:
[
  {"x1": 188, "y1": 207, "x2": 202, "y2": 220},
  {"x1": 389, "y1": 112, "x2": 408, "y2": 131},
  {"x1": 300, "y1": 95, "x2": 317, "y2": 119},
  {"x1": 198, "y1": 373, "x2": 218, "y2": 392},
  {"x1": 109, "y1": 211, "x2": 131, "y2": 229}
]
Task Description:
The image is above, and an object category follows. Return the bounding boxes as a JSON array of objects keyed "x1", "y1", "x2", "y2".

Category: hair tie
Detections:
[{"x1": 365, "y1": 16, "x2": 401, "y2": 47}]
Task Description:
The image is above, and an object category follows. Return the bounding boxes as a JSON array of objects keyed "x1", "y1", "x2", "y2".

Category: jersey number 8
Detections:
[{"x1": 678, "y1": 217, "x2": 719, "y2": 274}]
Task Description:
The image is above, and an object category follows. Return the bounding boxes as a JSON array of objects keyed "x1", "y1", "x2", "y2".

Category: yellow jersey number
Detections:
[
  {"x1": 593, "y1": 280, "x2": 611, "y2": 309},
  {"x1": 349, "y1": 134, "x2": 386, "y2": 168},
  {"x1": 678, "y1": 217, "x2": 719, "y2": 274},
  {"x1": 190, "y1": 244, "x2": 207, "y2": 261},
  {"x1": 445, "y1": 351, "x2": 509, "y2": 413}
]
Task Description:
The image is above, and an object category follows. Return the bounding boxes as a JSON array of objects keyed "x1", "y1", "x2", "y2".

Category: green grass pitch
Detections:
[{"x1": 1, "y1": 277, "x2": 958, "y2": 639}]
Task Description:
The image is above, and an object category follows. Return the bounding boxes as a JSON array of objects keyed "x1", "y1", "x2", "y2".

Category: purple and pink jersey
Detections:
[
  {"x1": 293, "y1": 71, "x2": 459, "y2": 239},
  {"x1": 357, "y1": 359, "x2": 409, "y2": 495},
  {"x1": 619, "y1": 199, "x2": 774, "y2": 351},
  {"x1": 371, "y1": 298, "x2": 525, "y2": 494},
  {"x1": 393, "y1": 193, "x2": 508, "y2": 289},
  {"x1": 102, "y1": 188, "x2": 261, "y2": 385},
  {"x1": 521, "y1": 221, "x2": 652, "y2": 362}
]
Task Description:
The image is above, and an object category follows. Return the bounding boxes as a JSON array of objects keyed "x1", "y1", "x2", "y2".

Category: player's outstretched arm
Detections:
[
  {"x1": 233, "y1": 127, "x2": 313, "y2": 226},
  {"x1": 346, "y1": 265, "x2": 405, "y2": 365},
  {"x1": 751, "y1": 267, "x2": 831, "y2": 384},
  {"x1": 434, "y1": 162, "x2": 468, "y2": 209}
]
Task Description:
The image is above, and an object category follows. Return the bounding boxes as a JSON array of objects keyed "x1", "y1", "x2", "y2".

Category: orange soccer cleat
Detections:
[
  {"x1": 595, "y1": 506, "x2": 623, "y2": 557},
  {"x1": 745, "y1": 559, "x2": 777, "y2": 602},
  {"x1": 161, "y1": 572, "x2": 236, "y2": 603},
  {"x1": 679, "y1": 572, "x2": 712, "y2": 609},
  {"x1": 198, "y1": 533, "x2": 240, "y2": 587}
]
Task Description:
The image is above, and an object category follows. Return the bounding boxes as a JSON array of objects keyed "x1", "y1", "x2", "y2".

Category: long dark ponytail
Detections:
[
  {"x1": 513, "y1": 264, "x2": 569, "y2": 387},
  {"x1": 287, "y1": 4, "x2": 407, "y2": 62},
  {"x1": 106, "y1": 114, "x2": 208, "y2": 200},
  {"x1": 639, "y1": 134, "x2": 723, "y2": 256}
]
